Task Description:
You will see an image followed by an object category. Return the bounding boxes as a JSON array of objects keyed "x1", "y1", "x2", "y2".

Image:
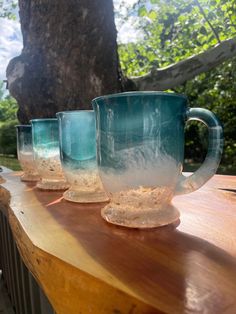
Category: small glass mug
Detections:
[
  {"x1": 31, "y1": 118, "x2": 69, "y2": 190},
  {"x1": 57, "y1": 110, "x2": 109, "y2": 203},
  {"x1": 92, "y1": 92, "x2": 223, "y2": 228},
  {"x1": 16, "y1": 125, "x2": 40, "y2": 182}
]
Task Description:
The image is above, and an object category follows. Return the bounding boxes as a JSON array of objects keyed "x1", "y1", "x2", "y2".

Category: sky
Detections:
[
  {"x1": 0, "y1": 17, "x2": 22, "y2": 82},
  {"x1": 0, "y1": 0, "x2": 141, "y2": 84}
]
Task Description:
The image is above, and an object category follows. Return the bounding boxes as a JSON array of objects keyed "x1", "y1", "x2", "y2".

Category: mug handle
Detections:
[{"x1": 175, "y1": 108, "x2": 223, "y2": 195}]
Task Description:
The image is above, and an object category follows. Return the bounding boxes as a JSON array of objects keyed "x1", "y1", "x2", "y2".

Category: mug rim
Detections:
[
  {"x1": 15, "y1": 124, "x2": 31, "y2": 128},
  {"x1": 92, "y1": 91, "x2": 187, "y2": 102},
  {"x1": 56, "y1": 110, "x2": 93, "y2": 116},
  {"x1": 30, "y1": 118, "x2": 58, "y2": 123}
]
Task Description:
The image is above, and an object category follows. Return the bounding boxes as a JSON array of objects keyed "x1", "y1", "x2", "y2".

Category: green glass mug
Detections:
[
  {"x1": 16, "y1": 125, "x2": 40, "y2": 182},
  {"x1": 31, "y1": 119, "x2": 69, "y2": 190},
  {"x1": 56, "y1": 110, "x2": 109, "y2": 203},
  {"x1": 92, "y1": 92, "x2": 223, "y2": 228}
]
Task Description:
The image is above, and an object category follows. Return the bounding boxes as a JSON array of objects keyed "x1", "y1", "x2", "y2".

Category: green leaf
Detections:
[
  {"x1": 148, "y1": 10, "x2": 157, "y2": 20},
  {"x1": 138, "y1": 5, "x2": 148, "y2": 17}
]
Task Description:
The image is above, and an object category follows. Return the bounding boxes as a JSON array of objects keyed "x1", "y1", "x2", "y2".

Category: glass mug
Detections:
[
  {"x1": 92, "y1": 92, "x2": 223, "y2": 228},
  {"x1": 31, "y1": 119, "x2": 69, "y2": 190},
  {"x1": 57, "y1": 110, "x2": 109, "y2": 203},
  {"x1": 16, "y1": 125, "x2": 40, "y2": 182}
]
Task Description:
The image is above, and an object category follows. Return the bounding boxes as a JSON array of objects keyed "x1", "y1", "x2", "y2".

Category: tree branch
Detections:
[
  {"x1": 132, "y1": 36, "x2": 236, "y2": 91},
  {"x1": 194, "y1": 0, "x2": 221, "y2": 43}
]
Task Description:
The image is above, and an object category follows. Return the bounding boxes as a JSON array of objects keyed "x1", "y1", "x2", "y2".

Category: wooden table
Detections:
[{"x1": 0, "y1": 171, "x2": 236, "y2": 314}]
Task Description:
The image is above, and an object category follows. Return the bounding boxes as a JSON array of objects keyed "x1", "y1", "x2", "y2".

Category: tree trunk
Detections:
[{"x1": 6, "y1": 0, "x2": 122, "y2": 123}]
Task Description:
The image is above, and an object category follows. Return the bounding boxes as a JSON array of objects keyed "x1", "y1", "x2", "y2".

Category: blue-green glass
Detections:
[
  {"x1": 31, "y1": 119, "x2": 68, "y2": 190},
  {"x1": 31, "y1": 119, "x2": 59, "y2": 157},
  {"x1": 93, "y1": 92, "x2": 186, "y2": 189},
  {"x1": 16, "y1": 125, "x2": 32, "y2": 152},
  {"x1": 58, "y1": 111, "x2": 96, "y2": 168},
  {"x1": 16, "y1": 125, "x2": 39, "y2": 181},
  {"x1": 56, "y1": 111, "x2": 108, "y2": 203},
  {"x1": 92, "y1": 91, "x2": 223, "y2": 228}
]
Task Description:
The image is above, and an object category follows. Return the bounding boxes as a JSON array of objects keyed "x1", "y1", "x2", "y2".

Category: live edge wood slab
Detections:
[{"x1": 0, "y1": 172, "x2": 236, "y2": 314}]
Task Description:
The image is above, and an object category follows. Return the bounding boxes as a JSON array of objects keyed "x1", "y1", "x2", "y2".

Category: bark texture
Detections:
[
  {"x1": 6, "y1": 0, "x2": 121, "y2": 123},
  {"x1": 133, "y1": 36, "x2": 236, "y2": 91}
]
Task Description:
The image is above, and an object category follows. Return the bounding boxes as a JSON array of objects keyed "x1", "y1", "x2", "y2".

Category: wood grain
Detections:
[{"x1": 0, "y1": 172, "x2": 236, "y2": 314}]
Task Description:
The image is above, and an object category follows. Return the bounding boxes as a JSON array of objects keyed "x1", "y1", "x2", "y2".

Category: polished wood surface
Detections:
[{"x1": 0, "y1": 172, "x2": 236, "y2": 314}]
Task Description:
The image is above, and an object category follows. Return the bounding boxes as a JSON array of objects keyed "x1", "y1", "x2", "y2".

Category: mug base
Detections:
[
  {"x1": 21, "y1": 173, "x2": 40, "y2": 182},
  {"x1": 36, "y1": 179, "x2": 69, "y2": 191},
  {"x1": 101, "y1": 203, "x2": 180, "y2": 228},
  {"x1": 63, "y1": 188, "x2": 109, "y2": 203}
]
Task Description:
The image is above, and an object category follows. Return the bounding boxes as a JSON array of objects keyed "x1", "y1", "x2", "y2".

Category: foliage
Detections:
[
  {"x1": 0, "y1": 84, "x2": 18, "y2": 156},
  {"x1": 0, "y1": 82, "x2": 4, "y2": 100},
  {"x1": 0, "y1": 95, "x2": 18, "y2": 121},
  {"x1": 0, "y1": 155, "x2": 21, "y2": 170},
  {"x1": 118, "y1": 0, "x2": 236, "y2": 76},
  {"x1": 0, "y1": 0, "x2": 17, "y2": 19},
  {"x1": 117, "y1": 0, "x2": 236, "y2": 171},
  {"x1": 176, "y1": 57, "x2": 236, "y2": 169},
  {"x1": 0, "y1": 119, "x2": 18, "y2": 155}
]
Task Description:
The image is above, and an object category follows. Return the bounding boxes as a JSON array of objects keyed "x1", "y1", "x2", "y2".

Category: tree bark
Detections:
[
  {"x1": 132, "y1": 36, "x2": 236, "y2": 91},
  {"x1": 6, "y1": 0, "x2": 122, "y2": 123}
]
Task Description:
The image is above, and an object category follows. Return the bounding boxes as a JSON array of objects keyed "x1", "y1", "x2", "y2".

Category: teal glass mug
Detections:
[
  {"x1": 16, "y1": 125, "x2": 40, "y2": 182},
  {"x1": 31, "y1": 119, "x2": 69, "y2": 190},
  {"x1": 92, "y1": 92, "x2": 223, "y2": 228},
  {"x1": 56, "y1": 110, "x2": 108, "y2": 203}
]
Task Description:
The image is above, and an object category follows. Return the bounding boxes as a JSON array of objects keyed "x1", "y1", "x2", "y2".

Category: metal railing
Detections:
[{"x1": 0, "y1": 210, "x2": 55, "y2": 314}]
